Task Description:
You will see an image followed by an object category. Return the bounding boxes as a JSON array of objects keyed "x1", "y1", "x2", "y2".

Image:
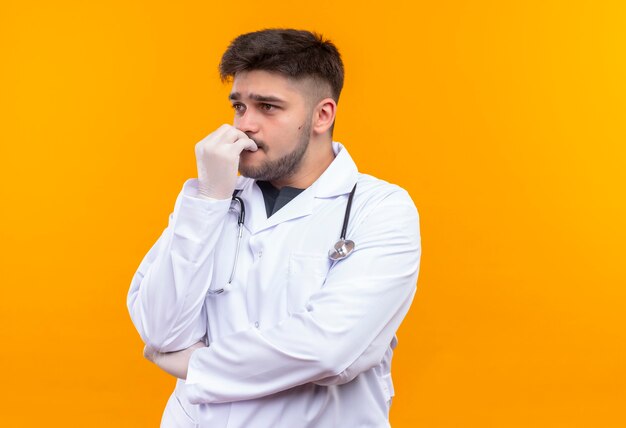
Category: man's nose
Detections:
[{"x1": 234, "y1": 110, "x2": 260, "y2": 134}]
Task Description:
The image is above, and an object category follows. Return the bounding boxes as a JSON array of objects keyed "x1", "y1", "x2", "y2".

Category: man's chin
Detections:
[
  {"x1": 239, "y1": 169, "x2": 264, "y2": 180},
  {"x1": 238, "y1": 160, "x2": 266, "y2": 180}
]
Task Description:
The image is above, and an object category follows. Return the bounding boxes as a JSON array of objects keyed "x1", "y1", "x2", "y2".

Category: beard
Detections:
[{"x1": 239, "y1": 120, "x2": 312, "y2": 182}]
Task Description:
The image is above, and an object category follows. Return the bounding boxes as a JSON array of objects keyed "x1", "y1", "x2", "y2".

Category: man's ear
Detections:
[{"x1": 311, "y1": 98, "x2": 337, "y2": 135}]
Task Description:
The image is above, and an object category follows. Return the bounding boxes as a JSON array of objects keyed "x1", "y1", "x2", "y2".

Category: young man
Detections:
[{"x1": 128, "y1": 29, "x2": 421, "y2": 427}]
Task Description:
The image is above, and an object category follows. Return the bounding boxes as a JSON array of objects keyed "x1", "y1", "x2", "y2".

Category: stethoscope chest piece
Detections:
[
  {"x1": 328, "y1": 239, "x2": 355, "y2": 261},
  {"x1": 327, "y1": 183, "x2": 358, "y2": 262}
]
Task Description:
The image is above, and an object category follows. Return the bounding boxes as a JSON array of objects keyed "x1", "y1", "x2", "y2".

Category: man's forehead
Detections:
[
  {"x1": 230, "y1": 70, "x2": 322, "y2": 100},
  {"x1": 232, "y1": 70, "x2": 297, "y2": 91}
]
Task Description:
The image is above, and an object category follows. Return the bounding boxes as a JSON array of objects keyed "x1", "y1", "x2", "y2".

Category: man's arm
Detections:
[
  {"x1": 126, "y1": 179, "x2": 231, "y2": 352},
  {"x1": 127, "y1": 125, "x2": 257, "y2": 353},
  {"x1": 182, "y1": 189, "x2": 421, "y2": 404}
]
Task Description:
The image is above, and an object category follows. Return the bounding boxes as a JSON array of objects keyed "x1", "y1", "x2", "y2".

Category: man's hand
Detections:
[
  {"x1": 143, "y1": 344, "x2": 158, "y2": 363},
  {"x1": 195, "y1": 124, "x2": 258, "y2": 200},
  {"x1": 144, "y1": 341, "x2": 207, "y2": 380}
]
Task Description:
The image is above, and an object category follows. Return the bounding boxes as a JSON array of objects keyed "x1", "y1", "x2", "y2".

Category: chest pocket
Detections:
[{"x1": 287, "y1": 253, "x2": 330, "y2": 314}]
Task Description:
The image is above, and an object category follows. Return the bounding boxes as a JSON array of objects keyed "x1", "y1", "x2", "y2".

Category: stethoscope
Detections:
[{"x1": 208, "y1": 183, "x2": 357, "y2": 295}]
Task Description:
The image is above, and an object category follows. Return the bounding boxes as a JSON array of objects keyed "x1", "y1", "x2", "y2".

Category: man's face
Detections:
[{"x1": 230, "y1": 70, "x2": 314, "y2": 183}]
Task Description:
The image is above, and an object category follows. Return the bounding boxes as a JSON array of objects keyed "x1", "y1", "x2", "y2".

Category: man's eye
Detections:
[
  {"x1": 232, "y1": 103, "x2": 245, "y2": 113},
  {"x1": 261, "y1": 103, "x2": 276, "y2": 112}
]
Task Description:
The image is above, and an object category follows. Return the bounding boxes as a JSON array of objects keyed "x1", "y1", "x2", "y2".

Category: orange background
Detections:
[{"x1": 1, "y1": 1, "x2": 625, "y2": 426}]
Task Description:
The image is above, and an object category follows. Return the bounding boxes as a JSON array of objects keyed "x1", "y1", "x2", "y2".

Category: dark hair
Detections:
[{"x1": 219, "y1": 29, "x2": 344, "y2": 102}]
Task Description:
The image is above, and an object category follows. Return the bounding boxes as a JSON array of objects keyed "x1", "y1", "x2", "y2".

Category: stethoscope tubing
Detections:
[
  {"x1": 208, "y1": 183, "x2": 357, "y2": 295},
  {"x1": 227, "y1": 196, "x2": 245, "y2": 289},
  {"x1": 340, "y1": 183, "x2": 357, "y2": 240}
]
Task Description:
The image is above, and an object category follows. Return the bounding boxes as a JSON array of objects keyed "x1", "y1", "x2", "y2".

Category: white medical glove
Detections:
[{"x1": 195, "y1": 124, "x2": 258, "y2": 200}]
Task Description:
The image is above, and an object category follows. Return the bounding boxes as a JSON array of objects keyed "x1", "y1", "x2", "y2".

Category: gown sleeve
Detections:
[{"x1": 127, "y1": 179, "x2": 232, "y2": 352}]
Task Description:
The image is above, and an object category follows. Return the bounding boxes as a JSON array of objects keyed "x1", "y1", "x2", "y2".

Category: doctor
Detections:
[{"x1": 128, "y1": 29, "x2": 421, "y2": 427}]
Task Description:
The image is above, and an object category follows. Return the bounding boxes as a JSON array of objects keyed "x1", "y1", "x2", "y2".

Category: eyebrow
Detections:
[{"x1": 229, "y1": 92, "x2": 286, "y2": 103}]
